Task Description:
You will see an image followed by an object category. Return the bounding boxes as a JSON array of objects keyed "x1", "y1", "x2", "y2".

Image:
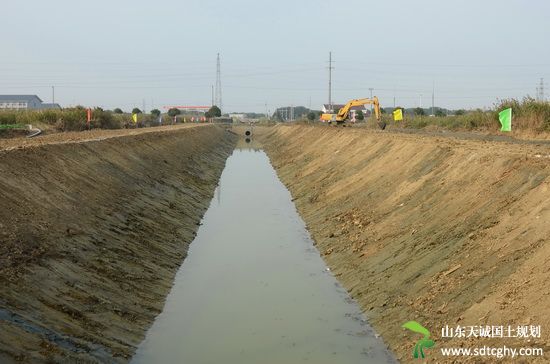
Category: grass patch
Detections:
[
  {"x1": 0, "y1": 108, "x2": 125, "y2": 131},
  {"x1": 0, "y1": 108, "x2": 177, "y2": 132},
  {"x1": 382, "y1": 97, "x2": 550, "y2": 133},
  {"x1": 0, "y1": 124, "x2": 25, "y2": 130}
]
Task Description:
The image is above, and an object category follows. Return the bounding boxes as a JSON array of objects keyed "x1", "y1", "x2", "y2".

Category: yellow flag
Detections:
[
  {"x1": 393, "y1": 109, "x2": 403, "y2": 121},
  {"x1": 132, "y1": 113, "x2": 138, "y2": 123}
]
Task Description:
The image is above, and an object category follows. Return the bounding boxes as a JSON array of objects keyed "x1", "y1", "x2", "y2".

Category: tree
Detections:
[
  {"x1": 454, "y1": 109, "x2": 466, "y2": 116},
  {"x1": 132, "y1": 108, "x2": 142, "y2": 114},
  {"x1": 167, "y1": 108, "x2": 181, "y2": 117},
  {"x1": 435, "y1": 109, "x2": 446, "y2": 117},
  {"x1": 356, "y1": 109, "x2": 365, "y2": 121},
  {"x1": 414, "y1": 107, "x2": 425, "y2": 116},
  {"x1": 307, "y1": 111, "x2": 316, "y2": 121},
  {"x1": 113, "y1": 108, "x2": 123, "y2": 114},
  {"x1": 150, "y1": 109, "x2": 161, "y2": 117},
  {"x1": 205, "y1": 105, "x2": 222, "y2": 118}
]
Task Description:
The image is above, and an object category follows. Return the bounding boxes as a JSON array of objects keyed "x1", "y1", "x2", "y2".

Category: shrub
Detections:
[
  {"x1": 56, "y1": 108, "x2": 87, "y2": 131},
  {"x1": 90, "y1": 109, "x2": 122, "y2": 129},
  {"x1": 495, "y1": 97, "x2": 550, "y2": 131},
  {"x1": 0, "y1": 112, "x2": 17, "y2": 125},
  {"x1": 37, "y1": 110, "x2": 59, "y2": 124}
]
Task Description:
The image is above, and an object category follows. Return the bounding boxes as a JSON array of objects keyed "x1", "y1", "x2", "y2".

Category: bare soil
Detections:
[
  {"x1": 0, "y1": 124, "x2": 236, "y2": 362},
  {"x1": 2, "y1": 122, "x2": 549, "y2": 363},
  {"x1": 260, "y1": 124, "x2": 550, "y2": 363}
]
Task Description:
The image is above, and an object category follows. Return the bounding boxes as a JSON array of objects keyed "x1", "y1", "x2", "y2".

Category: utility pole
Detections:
[
  {"x1": 211, "y1": 85, "x2": 214, "y2": 106},
  {"x1": 142, "y1": 99, "x2": 146, "y2": 114},
  {"x1": 369, "y1": 87, "x2": 374, "y2": 116},
  {"x1": 52, "y1": 86, "x2": 55, "y2": 104},
  {"x1": 215, "y1": 53, "x2": 222, "y2": 111},
  {"x1": 328, "y1": 51, "x2": 334, "y2": 111},
  {"x1": 432, "y1": 81, "x2": 435, "y2": 116}
]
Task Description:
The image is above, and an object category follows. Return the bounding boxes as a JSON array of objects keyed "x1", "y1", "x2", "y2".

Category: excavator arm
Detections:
[
  {"x1": 336, "y1": 97, "x2": 380, "y2": 121},
  {"x1": 321, "y1": 96, "x2": 385, "y2": 129}
]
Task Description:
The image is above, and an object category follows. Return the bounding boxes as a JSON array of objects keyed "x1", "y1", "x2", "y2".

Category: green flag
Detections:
[{"x1": 499, "y1": 108, "x2": 512, "y2": 132}]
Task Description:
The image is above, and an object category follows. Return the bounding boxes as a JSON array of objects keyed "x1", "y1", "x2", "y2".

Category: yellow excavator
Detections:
[{"x1": 321, "y1": 97, "x2": 386, "y2": 129}]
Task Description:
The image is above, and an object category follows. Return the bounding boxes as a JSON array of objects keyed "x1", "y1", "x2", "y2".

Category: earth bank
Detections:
[
  {"x1": 0, "y1": 124, "x2": 236, "y2": 363},
  {"x1": 260, "y1": 124, "x2": 550, "y2": 363}
]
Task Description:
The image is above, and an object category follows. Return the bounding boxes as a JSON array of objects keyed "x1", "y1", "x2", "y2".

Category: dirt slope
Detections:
[
  {"x1": 0, "y1": 124, "x2": 236, "y2": 363},
  {"x1": 260, "y1": 125, "x2": 550, "y2": 363}
]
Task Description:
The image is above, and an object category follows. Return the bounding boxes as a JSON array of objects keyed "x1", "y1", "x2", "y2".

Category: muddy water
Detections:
[{"x1": 132, "y1": 148, "x2": 395, "y2": 364}]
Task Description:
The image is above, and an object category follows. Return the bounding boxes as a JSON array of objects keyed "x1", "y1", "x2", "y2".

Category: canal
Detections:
[{"x1": 132, "y1": 147, "x2": 396, "y2": 364}]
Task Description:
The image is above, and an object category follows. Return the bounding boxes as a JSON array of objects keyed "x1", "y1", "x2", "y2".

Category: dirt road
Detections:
[
  {"x1": 0, "y1": 124, "x2": 207, "y2": 151},
  {"x1": 260, "y1": 124, "x2": 550, "y2": 363},
  {"x1": 0, "y1": 124, "x2": 237, "y2": 362}
]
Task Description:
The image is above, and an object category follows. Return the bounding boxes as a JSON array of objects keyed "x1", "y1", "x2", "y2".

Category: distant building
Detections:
[
  {"x1": 0, "y1": 95, "x2": 61, "y2": 110},
  {"x1": 212, "y1": 117, "x2": 233, "y2": 124},
  {"x1": 40, "y1": 103, "x2": 62, "y2": 110},
  {"x1": 0, "y1": 95, "x2": 43, "y2": 110},
  {"x1": 228, "y1": 113, "x2": 245, "y2": 122},
  {"x1": 322, "y1": 104, "x2": 371, "y2": 122}
]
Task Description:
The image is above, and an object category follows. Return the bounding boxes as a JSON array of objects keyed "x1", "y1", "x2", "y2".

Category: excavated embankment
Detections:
[
  {"x1": 261, "y1": 125, "x2": 550, "y2": 363},
  {"x1": 0, "y1": 125, "x2": 236, "y2": 363}
]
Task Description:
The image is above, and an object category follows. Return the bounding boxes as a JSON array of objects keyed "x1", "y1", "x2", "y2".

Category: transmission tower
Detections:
[
  {"x1": 328, "y1": 51, "x2": 334, "y2": 111},
  {"x1": 536, "y1": 78, "x2": 544, "y2": 101},
  {"x1": 215, "y1": 53, "x2": 222, "y2": 111}
]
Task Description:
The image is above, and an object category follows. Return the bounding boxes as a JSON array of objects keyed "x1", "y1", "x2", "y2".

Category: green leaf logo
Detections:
[{"x1": 402, "y1": 321, "x2": 435, "y2": 359}]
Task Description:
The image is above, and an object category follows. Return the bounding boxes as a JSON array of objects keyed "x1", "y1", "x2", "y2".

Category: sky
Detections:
[{"x1": 1, "y1": 0, "x2": 549, "y2": 113}]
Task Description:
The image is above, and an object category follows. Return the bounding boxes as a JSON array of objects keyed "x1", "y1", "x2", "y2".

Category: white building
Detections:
[{"x1": 0, "y1": 95, "x2": 61, "y2": 110}]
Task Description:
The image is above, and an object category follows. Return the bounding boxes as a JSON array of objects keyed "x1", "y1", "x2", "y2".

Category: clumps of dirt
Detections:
[
  {"x1": 0, "y1": 129, "x2": 28, "y2": 139},
  {"x1": 261, "y1": 124, "x2": 550, "y2": 363},
  {"x1": 0, "y1": 228, "x2": 48, "y2": 281},
  {"x1": 0, "y1": 125, "x2": 237, "y2": 362}
]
